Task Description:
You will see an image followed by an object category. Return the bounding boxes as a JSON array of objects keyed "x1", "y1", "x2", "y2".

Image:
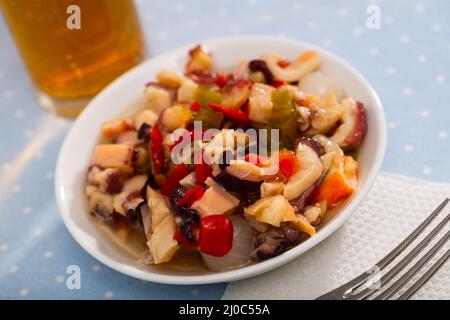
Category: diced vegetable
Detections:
[
  {"x1": 314, "y1": 155, "x2": 357, "y2": 206},
  {"x1": 201, "y1": 215, "x2": 254, "y2": 270},
  {"x1": 277, "y1": 150, "x2": 298, "y2": 177},
  {"x1": 208, "y1": 103, "x2": 249, "y2": 123},
  {"x1": 194, "y1": 86, "x2": 222, "y2": 107},
  {"x1": 160, "y1": 163, "x2": 190, "y2": 196},
  {"x1": 199, "y1": 215, "x2": 233, "y2": 257},
  {"x1": 192, "y1": 105, "x2": 224, "y2": 129},
  {"x1": 176, "y1": 185, "x2": 205, "y2": 207},
  {"x1": 195, "y1": 159, "x2": 212, "y2": 185}
]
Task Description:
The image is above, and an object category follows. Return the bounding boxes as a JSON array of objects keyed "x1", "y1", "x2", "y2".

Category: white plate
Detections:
[{"x1": 55, "y1": 36, "x2": 387, "y2": 285}]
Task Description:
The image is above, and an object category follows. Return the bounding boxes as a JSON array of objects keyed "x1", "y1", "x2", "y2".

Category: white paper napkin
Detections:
[{"x1": 223, "y1": 172, "x2": 450, "y2": 300}]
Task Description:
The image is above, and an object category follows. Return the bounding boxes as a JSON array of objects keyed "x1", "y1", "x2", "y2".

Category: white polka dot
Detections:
[
  {"x1": 417, "y1": 54, "x2": 427, "y2": 63},
  {"x1": 216, "y1": 7, "x2": 228, "y2": 17},
  {"x1": 369, "y1": 47, "x2": 380, "y2": 56},
  {"x1": 404, "y1": 144, "x2": 414, "y2": 152},
  {"x1": 46, "y1": 172, "x2": 54, "y2": 180},
  {"x1": 92, "y1": 264, "x2": 101, "y2": 272},
  {"x1": 44, "y1": 251, "x2": 53, "y2": 258},
  {"x1": 10, "y1": 265, "x2": 18, "y2": 273},
  {"x1": 231, "y1": 25, "x2": 241, "y2": 34},
  {"x1": 25, "y1": 129, "x2": 34, "y2": 138},
  {"x1": 400, "y1": 34, "x2": 411, "y2": 43},
  {"x1": 306, "y1": 20, "x2": 317, "y2": 29},
  {"x1": 322, "y1": 39, "x2": 332, "y2": 48},
  {"x1": 174, "y1": 2, "x2": 185, "y2": 12},
  {"x1": 0, "y1": 243, "x2": 8, "y2": 251},
  {"x1": 414, "y1": 4, "x2": 424, "y2": 13},
  {"x1": 156, "y1": 30, "x2": 168, "y2": 41},
  {"x1": 105, "y1": 291, "x2": 114, "y2": 298},
  {"x1": 260, "y1": 14, "x2": 273, "y2": 23},
  {"x1": 353, "y1": 27, "x2": 365, "y2": 36},
  {"x1": 387, "y1": 122, "x2": 396, "y2": 129},
  {"x1": 383, "y1": 16, "x2": 394, "y2": 25},
  {"x1": 188, "y1": 18, "x2": 198, "y2": 28},
  {"x1": 14, "y1": 109, "x2": 24, "y2": 119},
  {"x1": 19, "y1": 289, "x2": 29, "y2": 297},
  {"x1": 13, "y1": 184, "x2": 21, "y2": 193},
  {"x1": 3, "y1": 89, "x2": 15, "y2": 100},
  {"x1": 337, "y1": 8, "x2": 348, "y2": 18},
  {"x1": 402, "y1": 88, "x2": 413, "y2": 96},
  {"x1": 422, "y1": 167, "x2": 432, "y2": 175},
  {"x1": 191, "y1": 288, "x2": 200, "y2": 296},
  {"x1": 438, "y1": 131, "x2": 448, "y2": 139},
  {"x1": 291, "y1": 3, "x2": 302, "y2": 12},
  {"x1": 431, "y1": 23, "x2": 441, "y2": 32},
  {"x1": 33, "y1": 227, "x2": 43, "y2": 236},
  {"x1": 385, "y1": 67, "x2": 396, "y2": 76},
  {"x1": 435, "y1": 75, "x2": 445, "y2": 84},
  {"x1": 23, "y1": 206, "x2": 32, "y2": 214},
  {"x1": 55, "y1": 275, "x2": 65, "y2": 283},
  {"x1": 420, "y1": 109, "x2": 429, "y2": 117}
]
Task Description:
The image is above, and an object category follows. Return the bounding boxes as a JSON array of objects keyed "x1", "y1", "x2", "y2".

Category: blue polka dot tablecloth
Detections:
[{"x1": 0, "y1": 0, "x2": 449, "y2": 300}]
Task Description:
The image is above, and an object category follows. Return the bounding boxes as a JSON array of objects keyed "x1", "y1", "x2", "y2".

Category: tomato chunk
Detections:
[
  {"x1": 199, "y1": 215, "x2": 233, "y2": 257},
  {"x1": 278, "y1": 150, "x2": 298, "y2": 177}
]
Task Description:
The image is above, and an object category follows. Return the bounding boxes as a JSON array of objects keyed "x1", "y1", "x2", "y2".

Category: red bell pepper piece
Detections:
[
  {"x1": 271, "y1": 80, "x2": 286, "y2": 88},
  {"x1": 176, "y1": 185, "x2": 205, "y2": 207},
  {"x1": 195, "y1": 157, "x2": 212, "y2": 185},
  {"x1": 278, "y1": 150, "x2": 298, "y2": 177},
  {"x1": 160, "y1": 163, "x2": 190, "y2": 196},
  {"x1": 150, "y1": 126, "x2": 164, "y2": 174},
  {"x1": 190, "y1": 101, "x2": 201, "y2": 111},
  {"x1": 199, "y1": 215, "x2": 233, "y2": 257},
  {"x1": 216, "y1": 73, "x2": 229, "y2": 88},
  {"x1": 207, "y1": 103, "x2": 249, "y2": 123}
]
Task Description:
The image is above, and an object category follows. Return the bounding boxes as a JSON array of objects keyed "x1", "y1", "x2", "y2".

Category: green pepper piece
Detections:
[
  {"x1": 271, "y1": 89, "x2": 294, "y2": 119},
  {"x1": 194, "y1": 86, "x2": 222, "y2": 107},
  {"x1": 193, "y1": 105, "x2": 224, "y2": 129}
]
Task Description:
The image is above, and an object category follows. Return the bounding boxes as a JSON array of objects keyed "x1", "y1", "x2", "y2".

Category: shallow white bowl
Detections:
[{"x1": 55, "y1": 36, "x2": 386, "y2": 285}]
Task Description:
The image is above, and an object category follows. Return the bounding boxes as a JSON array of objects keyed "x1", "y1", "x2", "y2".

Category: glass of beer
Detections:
[{"x1": 0, "y1": 0, "x2": 147, "y2": 117}]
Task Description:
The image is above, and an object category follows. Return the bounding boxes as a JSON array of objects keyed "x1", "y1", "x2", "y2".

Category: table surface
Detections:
[{"x1": 0, "y1": 0, "x2": 449, "y2": 299}]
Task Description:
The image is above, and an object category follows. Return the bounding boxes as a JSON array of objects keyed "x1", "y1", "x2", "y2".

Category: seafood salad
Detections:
[{"x1": 85, "y1": 44, "x2": 366, "y2": 271}]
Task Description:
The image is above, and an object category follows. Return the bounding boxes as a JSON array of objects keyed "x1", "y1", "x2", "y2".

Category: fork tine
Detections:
[
  {"x1": 397, "y1": 248, "x2": 450, "y2": 300},
  {"x1": 316, "y1": 199, "x2": 449, "y2": 300},
  {"x1": 374, "y1": 230, "x2": 450, "y2": 300},
  {"x1": 376, "y1": 198, "x2": 449, "y2": 270},
  {"x1": 353, "y1": 212, "x2": 450, "y2": 299}
]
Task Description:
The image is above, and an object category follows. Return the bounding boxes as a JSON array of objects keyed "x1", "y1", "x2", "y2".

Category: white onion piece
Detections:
[
  {"x1": 298, "y1": 71, "x2": 345, "y2": 101},
  {"x1": 201, "y1": 215, "x2": 255, "y2": 271}
]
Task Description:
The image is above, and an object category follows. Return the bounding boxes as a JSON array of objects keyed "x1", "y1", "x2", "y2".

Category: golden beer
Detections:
[{"x1": 1, "y1": 0, "x2": 146, "y2": 116}]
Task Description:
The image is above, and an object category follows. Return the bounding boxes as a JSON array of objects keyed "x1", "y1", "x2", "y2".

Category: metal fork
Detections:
[{"x1": 317, "y1": 198, "x2": 450, "y2": 300}]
